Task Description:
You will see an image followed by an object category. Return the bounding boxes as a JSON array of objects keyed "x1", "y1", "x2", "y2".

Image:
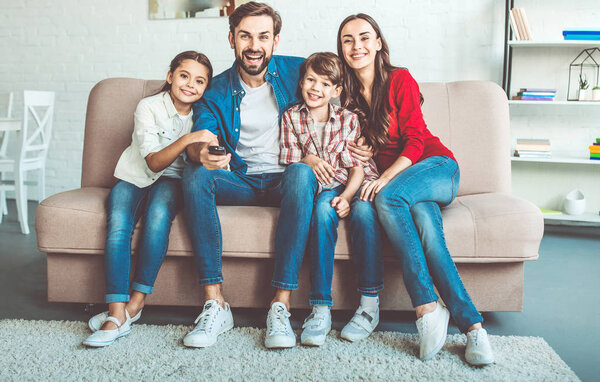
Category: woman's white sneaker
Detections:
[
  {"x1": 265, "y1": 302, "x2": 296, "y2": 349},
  {"x1": 465, "y1": 328, "x2": 495, "y2": 365},
  {"x1": 83, "y1": 316, "x2": 131, "y2": 347},
  {"x1": 416, "y1": 302, "x2": 450, "y2": 360},
  {"x1": 300, "y1": 306, "x2": 331, "y2": 346},
  {"x1": 88, "y1": 308, "x2": 143, "y2": 332},
  {"x1": 183, "y1": 300, "x2": 234, "y2": 348}
]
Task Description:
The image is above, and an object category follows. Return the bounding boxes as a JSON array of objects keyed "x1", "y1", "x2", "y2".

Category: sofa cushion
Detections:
[{"x1": 36, "y1": 187, "x2": 541, "y2": 262}]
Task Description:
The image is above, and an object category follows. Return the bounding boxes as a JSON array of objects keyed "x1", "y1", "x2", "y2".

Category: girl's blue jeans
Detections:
[
  {"x1": 374, "y1": 156, "x2": 483, "y2": 332},
  {"x1": 104, "y1": 178, "x2": 181, "y2": 303},
  {"x1": 308, "y1": 185, "x2": 384, "y2": 306}
]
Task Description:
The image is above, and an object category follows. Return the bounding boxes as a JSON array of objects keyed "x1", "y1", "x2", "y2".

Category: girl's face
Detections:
[
  {"x1": 167, "y1": 59, "x2": 210, "y2": 107},
  {"x1": 339, "y1": 18, "x2": 382, "y2": 73}
]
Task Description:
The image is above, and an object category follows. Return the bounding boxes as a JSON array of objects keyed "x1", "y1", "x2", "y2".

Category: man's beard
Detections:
[{"x1": 235, "y1": 45, "x2": 273, "y2": 76}]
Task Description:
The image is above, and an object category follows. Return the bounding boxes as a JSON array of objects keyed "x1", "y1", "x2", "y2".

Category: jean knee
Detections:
[
  {"x1": 313, "y1": 200, "x2": 337, "y2": 225},
  {"x1": 283, "y1": 163, "x2": 317, "y2": 190},
  {"x1": 350, "y1": 199, "x2": 377, "y2": 224}
]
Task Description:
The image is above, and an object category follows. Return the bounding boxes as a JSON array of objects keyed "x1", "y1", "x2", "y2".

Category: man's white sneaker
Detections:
[
  {"x1": 88, "y1": 308, "x2": 143, "y2": 332},
  {"x1": 183, "y1": 300, "x2": 234, "y2": 348},
  {"x1": 416, "y1": 301, "x2": 450, "y2": 360},
  {"x1": 300, "y1": 307, "x2": 331, "y2": 346},
  {"x1": 465, "y1": 328, "x2": 495, "y2": 365},
  {"x1": 265, "y1": 302, "x2": 296, "y2": 349},
  {"x1": 340, "y1": 306, "x2": 379, "y2": 342},
  {"x1": 83, "y1": 315, "x2": 131, "y2": 347}
]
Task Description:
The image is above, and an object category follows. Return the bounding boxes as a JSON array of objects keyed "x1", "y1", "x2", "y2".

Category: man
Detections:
[{"x1": 181, "y1": 2, "x2": 315, "y2": 349}]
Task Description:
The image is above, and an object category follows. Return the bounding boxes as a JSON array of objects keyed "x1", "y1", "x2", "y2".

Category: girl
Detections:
[
  {"x1": 336, "y1": 14, "x2": 494, "y2": 365},
  {"x1": 83, "y1": 51, "x2": 215, "y2": 347}
]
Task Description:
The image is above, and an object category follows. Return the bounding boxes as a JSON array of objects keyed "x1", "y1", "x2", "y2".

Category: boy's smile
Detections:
[{"x1": 300, "y1": 67, "x2": 342, "y2": 121}]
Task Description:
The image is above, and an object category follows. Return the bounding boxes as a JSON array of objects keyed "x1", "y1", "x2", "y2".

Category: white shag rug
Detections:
[{"x1": 0, "y1": 319, "x2": 578, "y2": 382}]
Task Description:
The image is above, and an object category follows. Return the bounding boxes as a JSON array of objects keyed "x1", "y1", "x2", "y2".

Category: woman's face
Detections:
[{"x1": 339, "y1": 18, "x2": 382, "y2": 73}]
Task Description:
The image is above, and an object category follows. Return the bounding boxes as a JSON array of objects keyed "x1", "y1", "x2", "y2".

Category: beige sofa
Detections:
[{"x1": 35, "y1": 78, "x2": 543, "y2": 311}]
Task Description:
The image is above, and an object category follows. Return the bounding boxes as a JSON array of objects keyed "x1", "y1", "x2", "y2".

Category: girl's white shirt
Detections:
[{"x1": 113, "y1": 91, "x2": 193, "y2": 188}]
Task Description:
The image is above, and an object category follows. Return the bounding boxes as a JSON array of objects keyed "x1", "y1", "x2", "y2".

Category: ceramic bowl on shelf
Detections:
[{"x1": 563, "y1": 189, "x2": 586, "y2": 215}]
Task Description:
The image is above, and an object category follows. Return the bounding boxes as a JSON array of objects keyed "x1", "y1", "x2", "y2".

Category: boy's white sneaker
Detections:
[
  {"x1": 465, "y1": 328, "x2": 495, "y2": 365},
  {"x1": 416, "y1": 301, "x2": 450, "y2": 360},
  {"x1": 183, "y1": 300, "x2": 234, "y2": 348},
  {"x1": 265, "y1": 302, "x2": 296, "y2": 349},
  {"x1": 300, "y1": 307, "x2": 331, "y2": 346},
  {"x1": 340, "y1": 306, "x2": 379, "y2": 342}
]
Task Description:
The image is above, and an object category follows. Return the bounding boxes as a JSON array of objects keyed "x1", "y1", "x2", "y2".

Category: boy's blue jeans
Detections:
[
  {"x1": 182, "y1": 162, "x2": 317, "y2": 290},
  {"x1": 104, "y1": 178, "x2": 181, "y2": 303},
  {"x1": 374, "y1": 156, "x2": 483, "y2": 333},
  {"x1": 308, "y1": 185, "x2": 384, "y2": 306}
]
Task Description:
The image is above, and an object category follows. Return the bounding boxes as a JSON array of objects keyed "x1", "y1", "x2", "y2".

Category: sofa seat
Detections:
[{"x1": 36, "y1": 187, "x2": 541, "y2": 263}]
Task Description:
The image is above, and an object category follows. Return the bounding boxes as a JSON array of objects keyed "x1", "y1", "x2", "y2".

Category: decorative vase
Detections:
[
  {"x1": 593, "y1": 88, "x2": 600, "y2": 101},
  {"x1": 578, "y1": 89, "x2": 589, "y2": 101},
  {"x1": 563, "y1": 189, "x2": 586, "y2": 215}
]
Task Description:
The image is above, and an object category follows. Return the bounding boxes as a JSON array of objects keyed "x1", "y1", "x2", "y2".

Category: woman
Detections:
[{"x1": 337, "y1": 14, "x2": 494, "y2": 365}]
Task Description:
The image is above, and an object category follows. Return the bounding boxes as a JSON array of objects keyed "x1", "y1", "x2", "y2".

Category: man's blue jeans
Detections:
[
  {"x1": 182, "y1": 163, "x2": 318, "y2": 289},
  {"x1": 104, "y1": 178, "x2": 181, "y2": 303},
  {"x1": 374, "y1": 156, "x2": 483, "y2": 332},
  {"x1": 308, "y1": 186, "x2": 384, "y2": 306}
]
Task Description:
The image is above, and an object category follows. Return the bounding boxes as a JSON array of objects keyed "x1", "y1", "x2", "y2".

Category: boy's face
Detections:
[
  {"x1": 300, "y1": 67, "x2": 342, "y2": 111},
  {"x1": 228, "y1": 15, "x2": 280, "y2": 76}
]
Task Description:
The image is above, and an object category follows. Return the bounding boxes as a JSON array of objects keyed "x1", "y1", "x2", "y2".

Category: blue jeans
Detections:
[
  {"x1": 182, "y1": 163, "x2": 318, "y2": 289},
  {"x1": 104, "y1": 178, "x2": 182, "y2": 303},
  {"x1": 374, "y1": 156, "x2": 482, "y2": 332},
  {"x1": 308, "y1": 186, "x2": 384, "y2": 306}
]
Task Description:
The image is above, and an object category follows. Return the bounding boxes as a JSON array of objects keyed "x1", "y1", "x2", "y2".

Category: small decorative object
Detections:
[
  {"x1": 567, "y1": 48, "x2": 600, "y2": 101},
  {"x1": 563, "y1": 189, "x2": 586, "y2": 215},
  {"x1": 578, "y1": 74, "x2": 589, "y2": 100},
  {"x1": 593, "y1": 86, "x2": 600, "y2": 101}
]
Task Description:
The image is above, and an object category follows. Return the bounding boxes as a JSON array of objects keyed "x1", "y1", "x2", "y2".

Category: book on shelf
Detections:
[
  {"x1": 509, "y1": 8, "x2": 532, "y2": 41},
  {"x1": 520, "y1": 88, "x2": 557, "y2": 93},
  {"x1": 509, "y1": 10, "x2": 522, "y2": 40},
  {"x1": 514, "y1": 150, "x2": 552, "y2": 158},
  {"x1": 520, "y1": 92, "x2": 555, "y2": 97},
  {"x1": 563, "y1": 29, "x2": 600, "y2": 41},
  {"x1": 540, "y1": 208, "x2": 563, "y2": 215},
  {"x1": 516, "y1": 144, "x2": 551, "y2": 152},
  {"x1": 517, "y1": 8, "x2": 532, "y2": 40},
  {"x1": 512, "y1": 95, "x2": 554, "y2": 101}
]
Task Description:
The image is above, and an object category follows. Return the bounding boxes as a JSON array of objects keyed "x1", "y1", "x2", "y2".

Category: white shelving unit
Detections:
[{"x1": 502, "y1": 2, "x2": 600, "y2": 226}]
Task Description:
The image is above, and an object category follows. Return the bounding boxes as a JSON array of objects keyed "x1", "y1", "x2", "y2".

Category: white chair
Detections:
[
  {"x1": 0, "y1": 92, "x2": 14, "y2": 223},
  {"x1": 0, "y1": 91, "x2": 55, "y2": 234}
]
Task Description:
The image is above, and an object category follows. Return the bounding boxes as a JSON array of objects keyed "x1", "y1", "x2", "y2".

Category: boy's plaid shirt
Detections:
[{"x1": 280, "y1": 103, "x2": 379, "y2": 185}]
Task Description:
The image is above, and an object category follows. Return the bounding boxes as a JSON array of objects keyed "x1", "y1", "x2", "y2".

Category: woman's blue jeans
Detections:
[
  {"x1": 308, "y1": 185, "x2": 384, "y2": 306},
  {"x1": 374, "y1": 156, "x2": 482, "y2": 332},
  {"x1": 104, "y1": 178, "x2": 181, "y2": 303}
]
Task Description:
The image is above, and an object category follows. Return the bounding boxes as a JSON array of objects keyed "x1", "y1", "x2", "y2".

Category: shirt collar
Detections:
[
  {"x1": 161, "y1": 91, "x2": 179, "y2": 119},
  {"x1": 298, "y1": 102, "x2": 340, "y2": 123},
  {"x1": 228, "y1": 57, "x2": 280, "y2": 97}
]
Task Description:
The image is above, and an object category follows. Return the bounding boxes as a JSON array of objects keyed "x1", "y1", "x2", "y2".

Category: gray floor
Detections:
[{"x1": 1, "y1": 200, "x2": 598, "y2": 381}]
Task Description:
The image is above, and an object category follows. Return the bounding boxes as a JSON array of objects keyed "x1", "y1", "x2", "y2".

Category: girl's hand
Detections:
[
  {"x1": 186, "y1": 130, "x2": 217, "y2": 145},
  {"x1": 331, "y1": 196, "x2": 351, "y2": 218},
  {"x1": 348, "y1": 137, "x2": 374, "y2": 165},
  {"x1": 360, "y1": 176, "x2": 391, "y2": 201},
  {"x1": 302, "y1": 155, "x2": 336, "y2": 185}
]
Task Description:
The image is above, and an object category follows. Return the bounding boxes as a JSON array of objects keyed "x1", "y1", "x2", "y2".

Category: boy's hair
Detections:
[
  {"x1": 229, "y1": 2, "x2": 282, "y2": 35},
  {"x1": 297, "y1": 52, "x2": 343, "y2": 99},
  {"x1": 160, "y1": 50, "x2": 213, "y2": 93}
]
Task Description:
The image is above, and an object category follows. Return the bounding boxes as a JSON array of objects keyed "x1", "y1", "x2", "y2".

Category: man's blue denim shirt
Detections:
[{"x1": 191, "y1": 55, "x2": 304, "y2": 174}]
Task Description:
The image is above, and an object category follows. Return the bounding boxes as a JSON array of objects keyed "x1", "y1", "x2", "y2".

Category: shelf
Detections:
[
  {"x1": 543, "y1": 212, "x2": 600, "y2": 227},
  {"x1": 511, "y1": 154, "x2": 600, "y2": 165},
  {"x1": 508, "y1": 41, "x2": 600, "y2": 48},
  {"x1": 509, "y1": 100, "x2": 600, "y2": 106}
]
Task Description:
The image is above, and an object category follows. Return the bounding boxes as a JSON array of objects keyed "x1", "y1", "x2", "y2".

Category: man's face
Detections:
[{"x1": 228, "y1": 15, "x2": 280, "y2": 76}]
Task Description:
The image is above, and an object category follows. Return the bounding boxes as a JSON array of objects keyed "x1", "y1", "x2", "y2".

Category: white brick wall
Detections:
[{"x1": 0, "y1": 0, "x2": 597, "y2": 204}]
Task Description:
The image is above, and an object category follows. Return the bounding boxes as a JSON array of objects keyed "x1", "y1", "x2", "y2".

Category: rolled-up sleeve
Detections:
[
  {"x1": 339, "y1": 114, "x2": 363, "y2": 168},
  {"x1": 192, "y1": 98, "x2": 220, "y2": 135},
  {"x1": 397, "y1": 73, "x2": 426, "y2": 163},
  {"x1": 279, "y1": 110, "x2": 303, "y2": 164},
  {"x1": 134, "y1": 100, "x2": 162, "y2": 159}
]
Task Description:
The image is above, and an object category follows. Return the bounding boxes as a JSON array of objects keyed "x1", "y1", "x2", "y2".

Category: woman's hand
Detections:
[
  {"x1": 331, "y1": 196, "x2": 351, "y2": 218},
  {"x1": 360, "y1": 176, "x2": 391, "y2": 202},
  {"x1": 302, "y1": 154, "x2": 335, "y2": 185},
  {"x1": 348, "y1": 137, "x2": 373, "y2": 165}
]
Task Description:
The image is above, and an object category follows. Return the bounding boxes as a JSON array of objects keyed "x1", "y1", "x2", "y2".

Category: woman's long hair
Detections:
[{"x1": 337, "y1": 14, "x2": 401, "y2": 153}]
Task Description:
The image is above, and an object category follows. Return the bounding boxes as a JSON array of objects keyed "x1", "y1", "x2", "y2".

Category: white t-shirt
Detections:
[{"x1": 236, "y1": 75, "x2": 285, "y2": 174}]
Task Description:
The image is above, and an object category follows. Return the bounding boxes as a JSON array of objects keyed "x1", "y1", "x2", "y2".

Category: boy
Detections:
[{"x1": 279, "y1": 52, "x2": 381, "y2": 346}]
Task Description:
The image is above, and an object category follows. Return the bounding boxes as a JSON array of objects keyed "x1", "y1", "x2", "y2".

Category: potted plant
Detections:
[
  {"x1": 578, "y1": 74, "x2": 589, "y2": 101},
  {"x1": 592, "y1": 85, "x2": 600, "y2": 101}
]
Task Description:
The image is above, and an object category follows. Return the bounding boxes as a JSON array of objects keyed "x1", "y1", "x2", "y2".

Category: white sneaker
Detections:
[
  {"x1": 416, "y1": 301, "x2": 450, "y2": 360},
  {"x1": 183, "y1": 300, "x2": 234, "y2": 348},
  {"x1": 265, "y1": 302, "x2": 296, "y2": 349},
  {"x1": 340, "y1": 306, "x2": 379, "y2": 342},
  {"x1": 88, "y1": 308, "x2": 143, "y2": 332},
  {"x1": 465, "y1": 328, "x2": 495, "y2": 365},
  {"x1": 300, "y1": 307, "x2": 331, "y2": 346},
  {"x1": 83, "y1": 315, "x2": 131, "y2": 347}
]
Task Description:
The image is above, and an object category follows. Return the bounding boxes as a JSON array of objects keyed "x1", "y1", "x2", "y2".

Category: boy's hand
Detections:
[
  {"x1": 331, "y1": 196, "x2": 351, "y2": 218},
  {"x1": 302, "y1": 154, "x2": 336, "y2": 185},
  {"x1": 348, "y1": 137, "x2": 373, "y2": 165}
]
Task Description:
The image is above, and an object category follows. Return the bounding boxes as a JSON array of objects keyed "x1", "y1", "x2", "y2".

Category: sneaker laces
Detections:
[
  {"x1": 192, "y1": 301, "x2": 221, "y2": 333},
  {"x1": 268, "y1": 305, "x2": 291, "y2": 335},
  {"x1": 468, "y1": 330, "x2": 480, "y2": 346},
  {"x1": 416, "y1": 316, "x2": 429, "y2": 336}
]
